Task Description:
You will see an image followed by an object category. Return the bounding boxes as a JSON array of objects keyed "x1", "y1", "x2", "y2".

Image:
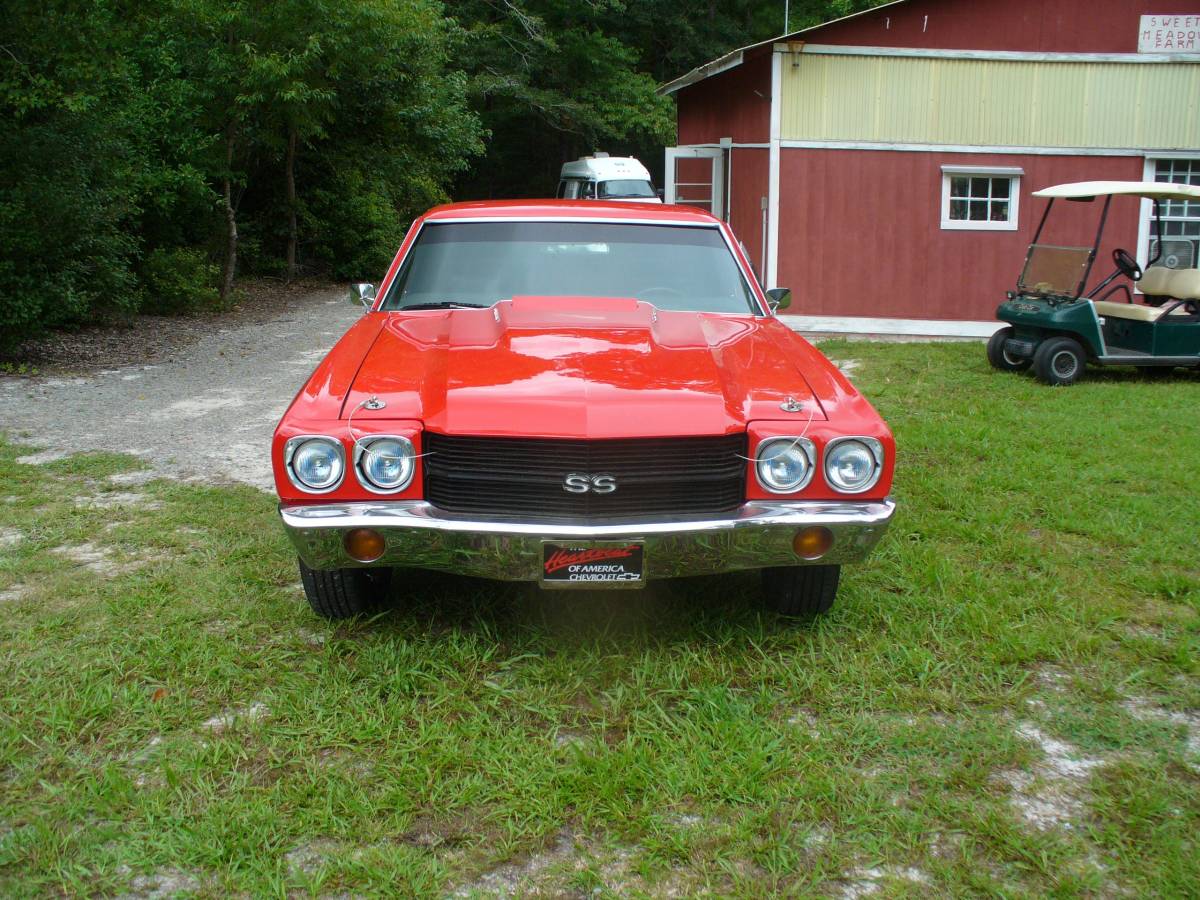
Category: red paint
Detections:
[
  {"x1": 800, "y1": 0, "x2": 1197, "y2": 54},
  {"x1": 273, "y1": 201, "x2": 894, "y2": 505},
  {"x1": 677, "y1": 51, "x2": 771, "y2": 145},
  {"x1": 776, "y1": 149, "x2": 1144, "y2": 320},
  {"x1": 728, "y1": 148, "x2": 770, "y2": 284}
]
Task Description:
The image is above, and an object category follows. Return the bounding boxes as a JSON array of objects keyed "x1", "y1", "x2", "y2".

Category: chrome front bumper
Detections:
[{"x1": 280, "y1": 500, "x2": 896, "y2": 582}]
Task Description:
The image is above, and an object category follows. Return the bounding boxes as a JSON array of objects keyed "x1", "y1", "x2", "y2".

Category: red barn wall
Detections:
[
  {"x1": 676, "y1": 52, "x2": 772, "y2": 145},
  {"x1": 777, "y1": 149, "x2": 1145, "y2": 320},
  {"x1": 727, "y1": 148, "x2": 770, "y2": 284},
  {"x1": 804, "y1": 0, "x2": 1199, "y2": 52}
]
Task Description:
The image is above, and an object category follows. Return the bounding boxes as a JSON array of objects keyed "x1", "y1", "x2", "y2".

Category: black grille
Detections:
[{"x1": 423, "y1": 433, "x2": 747, "y2": 520}]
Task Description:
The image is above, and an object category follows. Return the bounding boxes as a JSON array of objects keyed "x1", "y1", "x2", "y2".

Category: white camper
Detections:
[{"x1": 556, "y1": 153, "x2": 661, "y2": 203}]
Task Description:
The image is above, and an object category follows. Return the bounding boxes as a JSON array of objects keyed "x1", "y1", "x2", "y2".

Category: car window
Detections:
[
  {"x1": 598, "y1": 179, "x2": 656, "y2": 199},
  {"x1": 382, "y1": 221, "x2": 761, "y2": 315}
]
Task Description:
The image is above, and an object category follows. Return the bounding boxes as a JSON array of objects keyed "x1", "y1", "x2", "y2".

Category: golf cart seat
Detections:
[
  {"x1": 1171, "y1": 268, "x2": 1200, "y2": 301},
  {"x1": 1093, "y1": 268, "x2": 1200, "y2": 322},
  {"x1": 1138, "y1": 266, "x2": 1176, "y2": 304},
  {"x1": 1092, "y1": 300, "x2": 1166, "y2": 322}
]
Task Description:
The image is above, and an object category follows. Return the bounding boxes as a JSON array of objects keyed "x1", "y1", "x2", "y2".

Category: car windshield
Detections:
[
  {"x1": 381, "y1": 221, "x2": 760, "y2": 315},
  {"x1": 598, "y1": 179, "x2": 656, "y2": 199}
]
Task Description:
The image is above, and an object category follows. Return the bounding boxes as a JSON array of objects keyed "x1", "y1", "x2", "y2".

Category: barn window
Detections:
[
  {"x1": 1145, "y1": 158, "x2": 1200, "y2": 269},
  {"x1": 940, "y1": 166, "x2": 1022, "y2": 231}
]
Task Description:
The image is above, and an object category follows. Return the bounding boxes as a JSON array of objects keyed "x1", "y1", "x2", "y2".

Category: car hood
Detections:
[{"x1": 341, "y1": 296, "x2": 826, "y2": 439}]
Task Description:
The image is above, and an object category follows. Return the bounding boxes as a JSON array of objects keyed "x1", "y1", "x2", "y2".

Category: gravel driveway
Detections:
[{"x1": 0, "y1": 285, "x2": 361, "y2": 490}]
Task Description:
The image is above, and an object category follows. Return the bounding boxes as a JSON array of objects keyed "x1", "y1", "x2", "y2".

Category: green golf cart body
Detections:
[{"x1": 989, "y1": 181, "x2": 1200, "y2": 386}]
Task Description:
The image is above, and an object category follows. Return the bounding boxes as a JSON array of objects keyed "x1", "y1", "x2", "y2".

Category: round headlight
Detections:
[
  {"x1": 356, "y1": 436, "x2": 415, "y2": 492},
  {"x1": 756, "y1": 437, "x2": 815, "y2": 493},
  {"x1": 825, "y1": 438, "x2": 882, "y2": 493},
  {"x1": 289, "y1": 438, "x2": 344, "y2": 491}
]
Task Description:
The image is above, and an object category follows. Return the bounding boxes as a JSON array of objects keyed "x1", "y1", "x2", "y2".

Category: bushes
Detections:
[
  {"x1": 0, "y1": 0, "x2": 481, "y2": 349},
  {"x1": 139, "y1": 248, "x2": 221, "y2": 315}
]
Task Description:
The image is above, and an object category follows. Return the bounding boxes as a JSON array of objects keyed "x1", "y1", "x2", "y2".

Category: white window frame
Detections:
[
  {"x1": 1137, "y1": 154, "x2": 1200, "y2": 280},
  {"x1": 940, "y1": 166, "x2": 1023, "y2": 231}
]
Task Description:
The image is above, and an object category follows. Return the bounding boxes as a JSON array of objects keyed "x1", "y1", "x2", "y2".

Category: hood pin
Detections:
[
  {"x1": 364, "y1": 396, "x2": 387, "y2": 410},
  {"x1": 780, "y1": 397, "x2": 804, "y2": 413}
]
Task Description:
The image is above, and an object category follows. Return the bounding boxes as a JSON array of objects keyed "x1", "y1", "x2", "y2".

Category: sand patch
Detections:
[
  {"x1": 838, "y1": 865, "x2": 930, "y2": 898},
  {"x1": 0, "y1": 585, "x2": 27, "y2": 603},
  {"x1": 201, "y1": 702, "x2": 270, "y2": 734},
  {"x1": 1123, "y1": 697, "x2": 1200, "y2": 763},
  {"x1": 150, "y1": 392, "x2": 250, "y2": 420},
  {"x1": 450, "y1": 828, "x2": 576, "y2": 898},
  {"x1": 16, "y1": 449, "x2": 68, "y2": 465},
  {"x1": 74, "y1": 491, "x2": 162, "y2": 511},
  {"x1": 52, "y1": 542, "x2": 136, "y2": 576},
  {"x1": 995, "y1": 722, "x2": 1103, "y2": 831},
  {"x1": 117, "y1": 866, "x2": 203, "y2": 898}
]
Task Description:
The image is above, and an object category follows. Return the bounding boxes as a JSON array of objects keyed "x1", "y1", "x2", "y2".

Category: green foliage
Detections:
[
  {"x1": 0, "y1": 0, "x2": 889, "y2": 348},
  {"x1": 0, "y1": 0, "x2": 480, "y2": 347},
  {"x1": 140, "y1": 248, "x2": 221, "y2": 314}
]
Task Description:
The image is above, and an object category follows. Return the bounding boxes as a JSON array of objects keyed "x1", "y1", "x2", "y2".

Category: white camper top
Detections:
[{"x1": 560, "y1": 154, "x2": 654, "y2": 183}]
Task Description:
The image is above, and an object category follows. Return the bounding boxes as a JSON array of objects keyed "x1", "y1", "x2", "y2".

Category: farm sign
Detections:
[{"x1": 1138, "y1": 15, "x2": 1200, "y2": 53}]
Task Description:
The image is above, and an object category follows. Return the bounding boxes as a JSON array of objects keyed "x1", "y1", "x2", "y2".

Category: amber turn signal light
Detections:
[
  {"x1": 344, "y1": 528, "x2": 386, "y2": 562},
  {"x1": 793, "y1": 526, "x2": 834, "y2": 560}
]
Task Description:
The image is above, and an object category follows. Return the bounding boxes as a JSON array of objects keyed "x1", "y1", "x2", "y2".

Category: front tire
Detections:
[
  {"x1": 1033, "y1": 337, "x2": 1086, "y2": 386},
  {"x1": 987, "y1": 327, "x2": 1031, "y2": 372},
  {"x1": 762, "y1": 565, "x2": 840, "y2": 618},
  {"x1": 298, "y1": 558, "x2": 393, "y2": 619}
]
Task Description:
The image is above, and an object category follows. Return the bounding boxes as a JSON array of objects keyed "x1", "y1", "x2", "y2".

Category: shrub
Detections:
[{"x1": 139, "y1": 248, "x2": 221, "y2": 315}]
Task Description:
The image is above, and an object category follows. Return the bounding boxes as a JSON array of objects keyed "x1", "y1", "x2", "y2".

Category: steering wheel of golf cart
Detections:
[{"x1": 1113, "y1": 248, "x2": 1142, "y2": 284}]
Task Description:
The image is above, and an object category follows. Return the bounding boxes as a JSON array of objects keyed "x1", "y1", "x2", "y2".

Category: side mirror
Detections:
[
  {"x1": 766, "y1": 287, "x2": 792, "y2": 312},
  {"x1": 350, "y1": 283, "x2": 376, "y2": 310}
]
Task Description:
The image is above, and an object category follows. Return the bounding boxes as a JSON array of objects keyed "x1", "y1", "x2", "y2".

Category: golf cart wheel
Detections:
[
  {"x1": 1033, "y1": 337, "x2": 1086, "y2": 386},
  {"x1": 762, "y1": 565, "x2": 840, "y2": 618},
  {"x1": 986, "y1": 327, "x2": 1031, "y2": 372},
  {"x1": 298, "y1": 558, "x2": 393, "y2": 619}
]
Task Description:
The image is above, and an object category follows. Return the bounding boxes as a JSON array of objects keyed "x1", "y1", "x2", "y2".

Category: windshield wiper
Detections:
[{"x1": 401, "y1": 301, "x2": 489, "y2": 311}]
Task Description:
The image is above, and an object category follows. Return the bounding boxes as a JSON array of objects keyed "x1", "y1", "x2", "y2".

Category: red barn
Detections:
[{"x1": 659, "y1": 0, "x2": 1200, "y2": 333}]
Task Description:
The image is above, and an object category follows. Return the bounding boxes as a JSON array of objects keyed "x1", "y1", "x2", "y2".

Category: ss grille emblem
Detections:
[{"x1": 563, "y1": 473, "x2": 617, "y2": 494}]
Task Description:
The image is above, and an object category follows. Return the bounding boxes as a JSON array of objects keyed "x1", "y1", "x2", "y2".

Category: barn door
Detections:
[{"x1": 664, "y1": 147, "x2": 726, "y2": 219}]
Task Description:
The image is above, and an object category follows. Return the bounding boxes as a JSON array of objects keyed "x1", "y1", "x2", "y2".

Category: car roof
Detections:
[
  {"x1": 422, "y1": 200, "x2": 721, "y2": 224},
  {"x1": 1033, "y1": 180, "x2": 1200, "y2": 201}
]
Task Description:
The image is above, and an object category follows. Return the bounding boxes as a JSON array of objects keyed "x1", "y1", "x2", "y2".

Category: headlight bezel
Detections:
[
  {"x1": 824, "y1": 436, "x2": 884, "y2": 494},
  {"x1": 284, "y1": 435, "x2": 346, "y2": 494},
  {"x1": 755, "y1": 436, "x2": 817, "y2": 494},
  {"x1": 353, "y1": 434, "x2": 416, "y2": 494}
]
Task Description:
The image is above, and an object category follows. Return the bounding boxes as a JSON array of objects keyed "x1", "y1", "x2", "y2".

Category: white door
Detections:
[{"x1": 664, "y1": 147, "x2": 726, "y2": 220}]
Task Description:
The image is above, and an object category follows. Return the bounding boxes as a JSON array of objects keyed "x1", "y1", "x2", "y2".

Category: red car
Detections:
[{"x1": 273, "y1": 201, "x2": 895, "y2": 619}]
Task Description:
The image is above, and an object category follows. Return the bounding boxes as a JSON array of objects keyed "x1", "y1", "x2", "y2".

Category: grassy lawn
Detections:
[{"x1": 1, "y1": 342, "x2": 1198, "y2": 897}]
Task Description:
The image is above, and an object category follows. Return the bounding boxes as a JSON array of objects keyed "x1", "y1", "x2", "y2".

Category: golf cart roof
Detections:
[{"x1": 1033, "y1": 181, "x2": 1200, "y2": 201}]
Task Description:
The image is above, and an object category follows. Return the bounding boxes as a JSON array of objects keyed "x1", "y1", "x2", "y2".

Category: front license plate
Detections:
[{"x1": 541, "y1": 542, "x2": 645, "y2": 588}]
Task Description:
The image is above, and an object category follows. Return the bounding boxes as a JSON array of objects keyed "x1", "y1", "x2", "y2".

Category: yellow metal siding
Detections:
[{"x1": 779, "y1": 54, "x2": 1200, "y2": 149}]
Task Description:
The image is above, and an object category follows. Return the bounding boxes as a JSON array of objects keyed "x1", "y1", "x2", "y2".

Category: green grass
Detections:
[{"x1": 1, "y1": 343, "x2": 1198, "y2": 897}]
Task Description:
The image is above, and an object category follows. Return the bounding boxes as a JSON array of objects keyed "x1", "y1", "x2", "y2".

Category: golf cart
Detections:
[{"x1": 988, "y1": 180, "x2": 1200, "y2": 385}]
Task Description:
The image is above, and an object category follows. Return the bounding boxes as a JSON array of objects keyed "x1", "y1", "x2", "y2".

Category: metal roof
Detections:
[
  {"x1": 1033, "y1": 181, "x2": 1200, "y2": 201},
  {"x1": 657, "y1": 0, "x2": 911, "y2": 95}
]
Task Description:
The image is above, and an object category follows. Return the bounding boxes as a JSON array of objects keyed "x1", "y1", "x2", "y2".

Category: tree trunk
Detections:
[
  {"x1": 219, "y1": 127, "x2": 238, "y2": 303},
  {"x1": 285, "y1": 121, "x2": 298, "y2": 282}
]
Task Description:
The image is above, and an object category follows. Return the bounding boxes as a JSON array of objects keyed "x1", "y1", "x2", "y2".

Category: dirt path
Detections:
[{"x1": 0, "y1": 284, "x2": 361, "y2": 490}]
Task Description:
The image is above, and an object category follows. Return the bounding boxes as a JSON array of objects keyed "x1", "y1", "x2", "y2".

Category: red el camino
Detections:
[{"x1": 273, "y1": 200, "x2": 895, "y2": 619}]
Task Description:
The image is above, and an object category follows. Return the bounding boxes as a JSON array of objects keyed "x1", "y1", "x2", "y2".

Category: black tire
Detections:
[
  {"x1": 987, "y1": 327, "x2": 1031, "y2": 372},
  {"x1": 762, "y1": 565, "x2": 840, "y2": 618},
  {"x1": 1032, "y1": 337, "x2": 1086, "y2": 386},
  {"x1": 298, "y1": 558, "x2": 393, "y2": 619}
]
